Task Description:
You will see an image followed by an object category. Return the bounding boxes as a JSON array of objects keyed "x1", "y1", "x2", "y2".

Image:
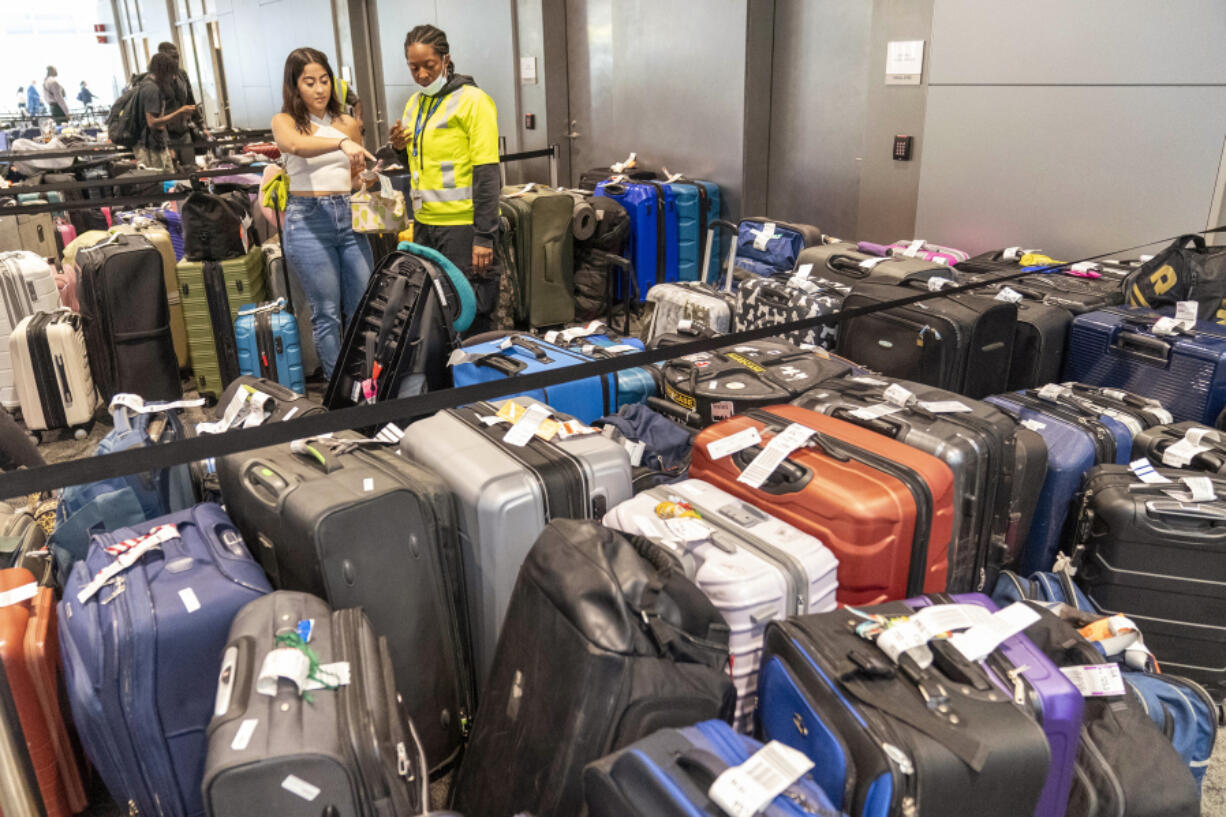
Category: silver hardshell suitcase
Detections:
[
  {"x1": 202, "y1": 591, "x2": 428, "y2": 817},
  {"x1": 9, "y1": 309, "x2": 98, "y2": 434},
  {"x1": 0, "y1": 251, "x2": 60, "y2": 410},
  {"x1": 603, "y1": 478, "x2": 838, "y2": 729},
  {"x1": 400, "y1": 397, "x2": 633, "y2": 683},
  {"x1": 643, "y1": 221, "x2": 738, "y2": 344}
]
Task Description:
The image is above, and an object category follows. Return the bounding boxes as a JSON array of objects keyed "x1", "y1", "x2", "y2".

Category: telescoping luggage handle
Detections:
[{"x1": 700, "y1": 219, "x2": 739, "y2": 291}]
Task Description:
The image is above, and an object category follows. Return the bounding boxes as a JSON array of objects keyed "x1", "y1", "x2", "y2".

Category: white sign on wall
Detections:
[{"x1": 886, "y1": 40, "x2": 925, "y2": 85}]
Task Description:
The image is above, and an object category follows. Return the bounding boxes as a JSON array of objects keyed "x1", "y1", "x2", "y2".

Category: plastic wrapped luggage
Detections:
[
  {"x1": 500, "y1": 185, "x2": 575, "y2": 326},
  {"x1": 8, "y1": 310, "x2": 98, "y2": 435},
  {"x1": 690, "y1": 405, "x2": 955, "y2": 604},
  {"x1": 234, "y1": 298, "x2": 305, "y2": 395},
  {"x1": 400, "y1": 397, "x2": 632, "y2": 682},
  {"x1": 795, "y1": 242, "x2": 953, "y2": 290},
  {"x1": 861, "y1": 238, "x2": 970, "y2": 266},
  {"x1": 177, "y1": 246, "x2": 267, "y2": 399},
  {"x1": 0, "y1": 250, "x2": 61, "y2": 410}
]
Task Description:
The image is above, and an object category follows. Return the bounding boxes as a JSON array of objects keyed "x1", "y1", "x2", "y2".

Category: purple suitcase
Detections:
[{"x1": 907, "y1": 592, "x2": 1082, "y2": 817}]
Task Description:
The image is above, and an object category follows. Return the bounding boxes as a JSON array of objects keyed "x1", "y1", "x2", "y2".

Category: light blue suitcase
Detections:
[
  {"x1": 665, "y1": 179, "x2": 721, "y2": 282},
  {"x1": 234, "y1": 298, "x2": 306, "y2": 395}
]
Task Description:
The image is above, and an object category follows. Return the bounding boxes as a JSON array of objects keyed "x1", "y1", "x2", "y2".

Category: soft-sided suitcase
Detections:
[
  {"x1": 0, "y1": 501, "x2": 47, "y2": 573},
  {"x1": 794, "y1": 242, "x2": 953, "y2": 290},
  {"x1": 262, "y1": 239, "x2": 320, "y2": 377},
  {"x1": 837, "y1": 281, "x2": 1018, "y2": 399},
  {"x1": 1134, "y1": 420, "x2": 1226, "y2": 473},
  {"x1": 209, "y1": 375, "x2": 325, "y2": 428},
  {"x1": 664, "y1": 178, "x2": 720, "y2": 282},
  {"x1": 734, "y1": 272, "x2": 844, "y2": 350},
  {"x1": 451, "y1": 519, "x2": 736, "y2": 817},
  {"x1": 584, "y1": 719, "x2": 839, "y2": 817},
  {"x1": 110, "y1": 219, "x2": 190, "y2": 369},
  {"x1": 595, "y1": 179, "x2": 678, "y2": 298},
  {"x1": 954, "y1": 250, "x2": 1131, "y2": 314},
  {"x1": 9, "y1": 310, "x2": 98, "y2": 435},
  {"x1": 201, "y1": 591, "x2": 428, "y2": 817},
  {"x1": 77, "y1": 233, "x2": 182, "y2": 402},
  {"x1": 757, "y1": 602, "x2": 1051, "y2": 817},
  {"x1": 501, "y1": 185, "x2": 576, "y2": 326},
  {"x1": 0, "y1": 250, "x2": 61, "y2": 409},
  {"x1": 995, "y1": 291, "x2": 1072, "y2": 391},
  {"x1": 58, "y1": 504, "x2": 271, "y2": 817},
  {"x1": 659, "y1": 338, "x2": 854, "y2": 426},
  {"x1": 1069, "y1": 463, "x2": 1226, "y2": 701},
  {"x1": 731, "y1": 217, "x2": 822, "y2": 281},
  {"x1": 177, "y1": 246, "x2": 266, "y2": 399},
  {"x1": 1062, "y1": 306, "x2": 1226, "y2": 424},
  {"x1": 234, "y1": 299, "x2": 305, "y2": 395},
  {"x1": 690, "y1": 405, "x2": 956, "y2": 604},
  {"x1": 215, "y1": 431, "x2": 472, "y2": 771},
  {"x1": 400, "y1": 398, "x2": 632, "y2": 681},
  {"x1": 795, "y1": 376, "x2": 1029, "y2": 593},
  {"x1": 602, "y1": 478, "x2": 838, "y2": 729}
]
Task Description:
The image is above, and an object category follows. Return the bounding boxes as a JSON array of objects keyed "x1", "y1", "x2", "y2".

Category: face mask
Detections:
[{"x1": 420, "y1": 61, "x2": 448, "y2": 96}]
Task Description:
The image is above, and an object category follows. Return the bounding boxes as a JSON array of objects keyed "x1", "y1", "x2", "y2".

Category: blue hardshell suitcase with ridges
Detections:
[
  {"x1": 595, "y1": 180, "x2": 679, "y2": 299},
  {"x1": 665, "y1": 179, "x2": 721, "y2": 283},
  {"x1": 234, "y1": 300, "x2": 306, "y2": 396},
  {"x1": 567, "y1": 333, "x2": 656, "y2": 410}
]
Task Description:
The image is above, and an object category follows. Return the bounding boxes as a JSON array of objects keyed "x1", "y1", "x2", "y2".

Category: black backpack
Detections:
[
  {"x1": 181, "y1": 190, "x2": 257, "y2": 261},
  {"x1": 106, "y1": 77, "x2": 147, "y2": 149}
]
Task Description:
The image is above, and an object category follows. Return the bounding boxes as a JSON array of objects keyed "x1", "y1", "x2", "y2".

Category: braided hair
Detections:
[{"x1": 405, "y1": 25, "x2": 457, "y2": 78}]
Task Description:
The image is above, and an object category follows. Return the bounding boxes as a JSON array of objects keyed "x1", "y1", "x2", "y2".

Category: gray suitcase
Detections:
[
  {"x1": 643, "y1": 221, "x2": 738, "y2": 344},
  {"x1": 202, "y1": 591, "x2": 428, "y2": 817},
  {"x1": 262, "y1": 239, "x2": 321, "y2": 377},
  {"x1": 399, "y1": 397, "x2": 633, "y2": 683}
]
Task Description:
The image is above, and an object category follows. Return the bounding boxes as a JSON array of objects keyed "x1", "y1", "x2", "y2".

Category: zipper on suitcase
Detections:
[
  {"x1": 254, "y1": 311, "x2": 279, "y2": 383},
  {"x1": 1010, "y1": 393, "x2": 1115, "y2": 463}
]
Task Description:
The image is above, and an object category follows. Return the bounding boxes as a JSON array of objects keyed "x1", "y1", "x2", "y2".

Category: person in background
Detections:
[
  {"x1": 77, "y1": 81, "x2": 96, "y2": 115},
  {"x1": 271, "y1": 47, "x2": 376, "y2": 379},
  {"x1": 25, "y1": 82, "x2": 41, "y2": 117},
  {"x1": 389, "y1": 24, "x2": 501, "y2": 335},
  {"x1": 157, "y1": 42, "x2": 208, "y2": 167},
  {"x1": 43, "y1": 67, "x2": 68, "y2": 124},
  {"x1": 16, "y1": 87, "x2": 26, "y2": 119},
  {"x1": 137, "y1": 53, "x2": 196, "y2": 170}
]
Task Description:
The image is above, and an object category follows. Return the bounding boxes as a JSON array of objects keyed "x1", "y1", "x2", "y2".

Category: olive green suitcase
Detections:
[
  {"x1": 500, "y1": 185, "x2": 575, "y2": 328},
  {"x1": 176, "y1": 247, "x2": 266, "y2": 399}
]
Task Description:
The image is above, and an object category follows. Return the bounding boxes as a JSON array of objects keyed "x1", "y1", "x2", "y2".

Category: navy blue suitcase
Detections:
[
  {"x1": 1062, "y1": 306, "x2": 1226, "y2": 424},
  {"x1": 665, "y1": 179, "x2": 721, "y2": 282},
  {"x1": 732, "y1": 217, "x2": 822, "y2": 281},
  {"x1": 595, "y1": 180, "x2": 679, "y2": 298},
  {"x1": 584, "y1": 719, "x2": 839, "y2": 817},
  {"x1": 58, "y1": 503, "x2": 271, "y2": 817},
  {"x1": 234, "y1": 298, "x2": 306, "y2": 395}
]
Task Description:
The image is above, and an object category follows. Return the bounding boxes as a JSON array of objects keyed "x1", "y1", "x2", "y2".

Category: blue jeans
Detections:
[{"x1": 282, "y1": 194, "x2": 374, "y2": 379}]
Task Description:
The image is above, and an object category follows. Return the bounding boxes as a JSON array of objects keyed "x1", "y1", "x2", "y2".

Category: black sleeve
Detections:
[
  {"x1": 179, "y1": 71, "x2": 204, "y2": 128},
  {"x1": 471, "y1": 162, "x2": 500, "y2": 249}
]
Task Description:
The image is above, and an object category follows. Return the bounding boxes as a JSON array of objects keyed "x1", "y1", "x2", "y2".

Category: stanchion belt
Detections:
[
  {"x1": 0, "y1": 131, "x2": 274, "y2": 162},
  {"x1": 2, "y1": 166, "x2": 266, "y2": 198},
  {"x1": 0, "y1": 224, "x2": 1220, "y2": 500}
]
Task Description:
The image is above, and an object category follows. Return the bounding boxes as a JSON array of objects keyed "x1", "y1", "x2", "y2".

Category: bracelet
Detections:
[{"x1": 338, "y1": 137, "x2": 347, "y2": 151}]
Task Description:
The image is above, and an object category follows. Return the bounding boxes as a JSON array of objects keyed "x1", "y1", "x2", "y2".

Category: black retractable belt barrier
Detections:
[
  {"x1": 0, "y1": 224, "x2": 1221, "y2": 500},
  {"x1": 4, "y1": 166, "x2": 265, "y2": 197},
  {"x1": 0, "y1": 130, "x2": 274, "y2": 162}
]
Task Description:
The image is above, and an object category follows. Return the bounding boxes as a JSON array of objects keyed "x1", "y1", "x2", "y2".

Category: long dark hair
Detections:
[
  {"x1": 147, "y1": 53, "x2": 178, "y2": 97},
  {"x1": 405, "y1": 25, "x2": 457, "y2": 78},
  {"x1": 281, "y1": 47, "x2": 342, "y2": 134}
]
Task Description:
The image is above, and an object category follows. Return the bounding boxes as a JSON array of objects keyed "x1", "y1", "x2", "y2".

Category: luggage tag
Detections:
[
  {"x1": 948, "y1": 602, "x2": 1040, "y2": 663},
  {"x1": 1161, "y1": 427, "x2": 1220, "y2": 467},
  {"x1": 705, "y1": 426, "x2": 762, "y2": 460},
  {"x1": 446, "y1": 348, "x2": 484, "y2": 366},
  {"x1": 858, "y1": 256, "x2": 888, "y2": 270},
  {"x1": 901, "y1": 238, "x2": 926, "y2": 258},
  {"x1": 1060, "y1": 664, "x2": 1126, "y2": 697},
  {"x1": 1175, "y1": 300, "x2": 1199, "y2": 330},
  {"x1": 751, "y1": 222, "x2": 778, "y2": 251},
  {"x1": 501, "y1": 402, "x2": 556, "y2": 446},
  {"x1": 919, "y1": 400, "x2": 971, "y2": 413},
  {"x1": 737, "y1": 423, "x2": 813, "y2": 489},
  {"x1": 927, "y1": 276, "x2": 953, "y2": 291},
  {"x1": 1129, "y1": 458, "x2": 1171, "y2": 484},
  {"x1": 78, "y1": 524, "x2": 181, "y2": 603},
  {"x1": 1163, "y1": 475, "x2": 1217, "y2": 503},
  {"x1": 1067, "y1": 262, "x2": 1101, "y2": 278},
  {"x1": 0, "y1": 582, "x2": 36, "y2": 608},
  {"x1": 708, "y1": 740, "x2": 814, "y2": 817},
  {"x1": 994, "y1": 287, "x2": 1024, "y2": 303}
]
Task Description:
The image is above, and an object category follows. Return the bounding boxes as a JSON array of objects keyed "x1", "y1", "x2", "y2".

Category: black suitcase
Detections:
[
  {"x1": 215, "y1": 431, "x2": 474, "y2": 772},
  {"x1": 1134, "y1": 421, "x2": 1226, "y2": 474},
  {"x1": 451, "y1": 519, "x2": 735, "y2": 817},
  {"x1": 658, "y1": 337, "x2": 854, "y2": 425},
  {"x1": 203, "y1": 259, "x2": 241, "y2": 388},
  {"x1": 758, "y1": 603, "x2": 1051, "y2": 817},
  {"x1": 954, "y1": 251, "x2": 1131, "y2": 314},
  {"x1": 795, "y1": 242, "x2": 953, "y2": 289},
  {"x1": 76, "y1": 232, "x2": 182, "y2": 402},
  {"x1": 733, "y1": 273, "x2": 844, "y2": 349},
  {"x1": 836, "y1": 281, "x2": 1017, "y2": 399},
  {"x1": 1002, "y1": 294, "x2": 1071, "y2": 390},
  {"x1": 211, "y1": 375, "x2": 325, "y2": 427},
  {"x1": 1060, "y1": 383, "x2": 1173, "y2": 431},
  {"x1": 1069, "y1": 463, "x2": 1226, "y2": 700}
]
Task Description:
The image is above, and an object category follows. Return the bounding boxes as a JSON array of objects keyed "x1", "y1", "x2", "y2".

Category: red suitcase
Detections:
[{"x1": 690, "y1": 405, "x2": 955, "y2": 605}]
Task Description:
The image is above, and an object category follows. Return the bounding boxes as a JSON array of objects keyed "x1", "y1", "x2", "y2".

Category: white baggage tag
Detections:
[
  {"x1": 949, "y1": 602, "x2": 1040, "y2": 662},
  {"x1": 912, "y1": 603, "x2": 992, "y2": 635},
  {"x1": 1161, "y1": 437, "x2": 1212, "y2": 468},
  {"x1": 710, "y1": 400, "x2": 736, "y2": 421},
  {"x1": 850, "y1": 376, "x2": 889, "y2": 386},
  {"x1": 544, "y1": 330, "x2": 561, "y2": 344},
  {"x1": 919, "y1": 400, "x2": 972, "y2": 413},
  {"x1": 794, "y1": 263, "x2": 813, "y2": 280},
  {"x1": 281, "y1": 775, "x2": 321, "y2": 802},
  {"x1": 1129, "y1": 458, "x2": 1171, "y2": 484},
  {"x1": 994, "y1": 287, "x2": 1024, "y2": 303},
  {"x1": 1037, "y1": 383, "x2": 1069, "y2": 402},
  {"x1": 1002, "y1": 247, "x2": 1023, "y2": 261},
  {"x1": 1186, "y1": 426, "x2": 1221, "y2": 447},
  {"x1": 502, "y1": 403, "x2": 552, "y2": 447},
  {"x1": 1175, "y1": 301, "x2": 1198, "y2": 329},
  {"x1": 556, "y1": 419, "x2": 599, "y2": 439},
  {"x1": 1060, "y1": 664, "x2": 1126, "y2": 697},
  {"x1": 708, "y1": 741, "x2": 814, "y2": 817},
  {"x1": 1021, "y1": 419, "x2": 1046, "y2": 432},
  {"x1": 602, "y1": 344, "x2": 639, "y2": 354},
  {"x1": 903, "y1": 239, "x2": 926, "y2": 257},
  {"x1": 374, "y1": 423, "x2": 405, "y2": 443},
  {"x1": 178, "y1": 587, "x2": 201, "y2": 613},
  {"x1": 1163, "y1": 475, "x2": 1217, "y2": 503},
  {"x1": 498, "y1": 336, "x2": 514, "y2": 350},
  {"x1": 623, "y1": 439, "x2": 646, "y2": 467},
  {"x1": 927, "y1": 276, "x2": 952, "y2": 291},
  {"x1": 752, "y1": 222, "x2": 777, "y2": 251},
  {"x1": 634, "y1": 514, "x2": 672, "y2": 543},
  {"x1": 858, "y1": 257, "x2": 888, "y2": 270},
  {"x1": 848, "y1": 403, "x2": 901, "y2": 422},
  {"x1": 883, "y1": 383, "x2": 915, "y2": 408},
  {"x1": 705, "y1": 426, "x2": 762, "y2": 460},
  {"x1": 256, "y1": 647, "x2": 312, "y2": 696},
  {"x1": 303, "y1": 661, "x2": 350, "y2": 691},
  {"x1": 876, "y1": 620, "x2": 930, "y2": 665},
  {"x1": 1151, "y1": 317, "x2": 1182, "y2": 336},
  {"x1": 664, "y1": 517, "x2": 712, "y2": 544},
  {"x1": 446, "y1": 348, "x2": 483, "y2": 366},
  {"x1": 737, "y1": 423, "x2": 814, "y2": 489},
  {"x1": 231, "y1": 718, "x2": 259, "y2": 751},
  {"x1": 0, "y1": 582, "x2": 36, "y2": 608}
]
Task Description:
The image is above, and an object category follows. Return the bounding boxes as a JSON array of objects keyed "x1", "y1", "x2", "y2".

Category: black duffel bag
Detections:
[
  {"x1": 1125, "y1": 233, "x2": 1226, "y2": 322},
  {"x1": 181, "y1": 189, "x2": 257, "y2": 261}
]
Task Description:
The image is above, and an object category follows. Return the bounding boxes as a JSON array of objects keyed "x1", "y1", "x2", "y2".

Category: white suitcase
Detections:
[
  {"x1": 9, "y1": 310, "x2": 98, "y2": 434},
  {"x1": 0, "y1": 251, "x2": 60, "y2": 410},
  {"x1": 603, "y1": 478, "x2": 838, "y2": 728}
]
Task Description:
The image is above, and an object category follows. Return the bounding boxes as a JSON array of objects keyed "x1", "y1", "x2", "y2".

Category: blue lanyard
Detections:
[{"x1": 412, "y1": 95, "x2": 444, "y2": 162}]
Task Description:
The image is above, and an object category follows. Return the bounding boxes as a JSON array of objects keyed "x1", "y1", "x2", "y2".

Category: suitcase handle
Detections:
[
  {"x1": 730, "y1": 445, "x2": 813, "y2": 493},
  {"x1": 290, "y1": 439, "x2": 344, "y2": 474},
  {"x1": 749, "y1": 285, "x2": 797, "y2": 310},
  {"x1": 1113, "y1": 330, "x2": 1171, "y2": 364},
  {"x1": 828, "y1": 406, "x2": 904, "y2": 439},
  {"x1": 473, "y1": 352, "x2": 526, "y2": 376},
  {"x1": 1144, "y1": 499, "x2": 1226, "y2": 521},
  {"x1": 701, "y1": 218, "x2": 739, "y2": 290}
]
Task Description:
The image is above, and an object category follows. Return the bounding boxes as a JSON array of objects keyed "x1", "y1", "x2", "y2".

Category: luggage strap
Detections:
[
  {"x1": 363, "y1": 274, "x2": 412, "y2": 399},
  {"x1": 76, "y1": 523, "x2": 180, "y2": 603}
]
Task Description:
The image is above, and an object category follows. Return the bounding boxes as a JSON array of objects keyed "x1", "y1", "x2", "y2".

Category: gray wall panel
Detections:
[{"x1": 914, "y1": 85, "x2": 1226, "y2": 258}]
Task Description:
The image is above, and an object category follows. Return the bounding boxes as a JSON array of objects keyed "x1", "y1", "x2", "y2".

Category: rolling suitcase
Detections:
[
  {"x1": 756, "y1": 602, "x2": 1050, "y2": 817},
  {"x1": 77, "y1": 233, "x2": 181, "y2": 403},
  {"x1": 987, "y1": 289, "x2": 1072, "y2": 391},
  {"x1": 8, "y1": 310, "x2": 98, "y2": 436},
  {"x1": 262, "y1": 239, "x2": 320, "y2": 377},
  {"x1": 794, "y1": 376, "x2": 1031, "y2": 592},
  {"x1": 733, "y1": 272, "x2": 844, "y2": 349},
  {"x1": 451, "y1": 519, "x2": 735, "y2": 817},
  {"x1": 201, "y1": 591, "x2": 428, "y2": 817},
  {"x1": 664, "y1": 177, "x2": 720, "y2": 282},
  {"x1": 595, "y1": 179, "x2": 678, "y2": 298},
  {"x1": 177, "y1": 247, "x2": 267, "y2": 400},
  {"x1": 0, "y1": 250, "x2": 61, "y2": 410},
  {"x1": 584, "y1": 719, "x2": 838, "y2": 817},
  {"x1": 730, "y1": 217, "x2": 822, "y2": 281},
  {"x1": 399, "y1": 397, "x2": 632, "y2": 682},
  {"x1": 1134, "y1": 420, "x2": 1226, "y2": 473},
  {"x1": 549, "y1": 326, "x2": 657, "y2": 409},
  {"x1": 0, "y1": 658, "x2": 44, "y2": 817},
  {"x1": 58, "y1": 504, "x2": 271, "y2": 817},
  {"x1": 234, "y1": 298, "x2": 306, "y2": 395},
  {"x1": 0, "y1": 501, "x2": 46, "y2": 573},
  {"x1": 794, "y1": 242, "x2": 953, "y2": 290},
  {"x1": 862, "y1": 238, "x2": 970, "y2": 266},
  {"x1": 500, "y1": 185, "x2": 575, "y2": 326},
  {"x1": 690, "y1": 404, "x2": 956, "y2": 604},
  {"x1": 602, "y1": 478, "x2": 838, "y2": 729},
  {"x1": 110, "y1": 220, "x2": 190, "y2": 369},
  {"x1": 643, "y1": 219, "x2": 738, "y2": 343},
  {"x1": 215, "y1": 431, "x2": 473, "y2": 772},
  {"x1": 209, "y1": 375, "x2": 325, "y2": 428},
  {"x1": 952, "y1": 254, "x2": 1131, "y2": 315},
  {"x1": 1069, "y1": 463, "x2": 1226, "y2": 701},
  {"x1": 1062, "y1": 306, "x2": 1226, "y2": 424}
]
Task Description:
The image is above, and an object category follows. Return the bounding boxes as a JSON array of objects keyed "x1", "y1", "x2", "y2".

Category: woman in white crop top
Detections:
[{"x1": 271, "y1": 47, "x2": 377, "y2": 380}]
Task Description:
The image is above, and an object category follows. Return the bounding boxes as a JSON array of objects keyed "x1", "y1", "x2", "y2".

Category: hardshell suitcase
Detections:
[
  {"x1": 177, "y1": 246, "x2": 267, "y2": 399},
  {"x1": 734, "y1": 273, "x2": 844, "y2": 350},
  {"x1": 109, "y1": 220, "x2": 189, "y2": 369},
  {"x1": 1134, "y1": 421, "x2": 1226, "y2": 473},
  {"x1": 1062, "y1": 306, "x2": 1226, "y2": 424},
  {"x1": 664, "y1": 178, "x2": 720, "y2": 282},
  {"x1": 9, "y1": 310, "x2": 98, "y2": 434},
  {"x1": 0, "y1": 251, "x2": 61, "y2": 409},
  {"x1": 643, "y1": 219, "x2": 740, "y2": 343},
  {"x1": 201, "y1": 591, "x2": 428, "y2": 817},
  {"x1": 757, "y1": 603, "x2": 1050, "y2": 817},
  {"x1": 215, "y1": 432, "x2": 473, "y2": 771},
  {"x1": 234, "y1": 299, "x2": 306, "y2": 395},
  {"x1": 451, "y1": 519, "x2": 736, "y2": 817},
  {"x1": 262, "y1": 239, "x2": 320, "y2": 377},
  {"x1": 602, "y1": 478, "x2": 838, "y2": 729},
  {"x1": 549, "y1": 326, "x2": 657, "y2": 409},
  {"x1": 58, "y1": 504, "x2": 271, "y2": 817},
  {"x1": 399, "y1": 398, "x2": 633, "y2": 682},
  {"x1": 595, "y1": 179, "x2": 678, "y2": 298},
  {"x1": 500, "y1": 185, "x2": 576, "y2": 326},
  {"x1": 690, "y1": 405, "x2": 956, "y2": 604},
  {"x1": 1069, "y1": 464, "x2": 1226, "y2": 701}
]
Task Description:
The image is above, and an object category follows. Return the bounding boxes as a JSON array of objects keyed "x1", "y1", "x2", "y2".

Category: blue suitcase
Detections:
[
  {"x1": 58, "y1": 503, "x2": 271, "y2": 817},
  {"x1": 985, "y1": 392, "x2": 1130, "y2": 574},
  {"x1": 584, "y1": 719, "x2": 839, "y2": 817},
  {"x1": 665, "y1": 179, "x2": 721, "y2": 282},
  {"x1": 234, "y1": 298, "x2": 306, "y2": 395},
  {"x1": 547, "y1": 327, "x2": 657, "y2": 409},
  {"x1": 596, "y1": 180, "x2": 679, "y2": 298},
  {"x1": 1062, "y1": 306, "x2": 1226, "y2": 424},
  {"x1": 732, "y1": 217, "x2": 823, "y2": 281}
]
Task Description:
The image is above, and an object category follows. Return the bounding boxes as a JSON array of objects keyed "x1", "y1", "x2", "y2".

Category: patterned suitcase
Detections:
[
  {"x1": 733, "y1": 273, "x2": 843, "y2": 349},
  {"x1": 234, "y1": 299, "x2": 305, "y2": 395}
]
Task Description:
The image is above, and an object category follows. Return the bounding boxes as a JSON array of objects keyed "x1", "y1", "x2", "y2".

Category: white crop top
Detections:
[{"x1": 284, "y1": 115, "x2": 353, "y2": 193}]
